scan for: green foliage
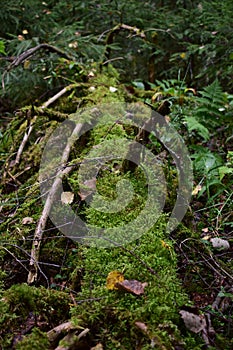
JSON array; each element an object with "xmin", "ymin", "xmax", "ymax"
[
  {"xmin": 191, "ymin": 146, "xmax": 224, "ymax": 199},
  {"xmin": 183, "ymin": 116, "xmax": 209, "ymax": 141},
  {"xmin": 169, "ymin": 1, "xmax": 233, "ymax": 88},
  {"xmin": 194, "ymin": 79, "xmax": 228, "ymax": 127},
  {"xmin": 174, "ymin": 79, "xmax": 231, "ymax": 142},
  {"xmin": 1, "ymin": 0, "xmax": 233, "ymax": 110},
  {"xmin": 151, "ymin": 77, "xmax": 232, "ymax": 235},
  {"xmin": 0, "ymin": 40, "xmax": 6, "ymax": 55}
]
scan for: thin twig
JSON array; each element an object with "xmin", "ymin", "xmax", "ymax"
[
  {"xmin": 1, "ymin": 243, "xmax": 49, "ymax": 286},
  {"xmin": 15, "ymin": 121, "xmax": 35, "ymax": 164},
  {"xmin": 41, "ymin": 84, "xmax": 77, "ymax": 109}
]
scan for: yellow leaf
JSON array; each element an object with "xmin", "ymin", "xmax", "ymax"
[
  {"xmin": 24, "ymin": 60, "xmax": 31, "ymax": 69},
  {"xmin": 161, "ymin": 240, "xmax": 171, "ymax": 250},
  {"xmin": 192, "ymin": 184, "xmax": 202, "ymax": 196},
  {"xmin": 106, "ymin": 270, "xmax": 124, "ymax": 290},
  {"xmin": 151, "ymin": 92, "xmax": 163, "ymax": 103},
  {"xmin": 185, "ymin": 88, "xmax": 196, "ymax": 95},
  {"xmin": 180, "ymin": 52, "xmax": 186, "ymax": 59}
]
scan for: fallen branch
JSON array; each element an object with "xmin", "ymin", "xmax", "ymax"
[
  {"xmin": 54, "ymin": 328, "xmax": 90, "ymax": 350},
  {"xmin": 47, "ymin": 321, "xmax": 90, "ymax": 349},
  {"xmin": 47, "ymin": 321, "xmax": 75, "ymax": 343},
  {"xmin": 41, "ymin": 83, "xmax": 77, "ymax": 109},
  {"xmin": 14, "ymin": 121, "xmax": 35, "ymax": 165},
  {"xmin": 33, "ymin": 106, "xmax": 69, "ymax": 122},
  {"xmin": 27, "ymin": 121, "xmax": 83, "ymax": 284},
  {"xmin": 11, "ymin": 83, "xmax": 79, "ymax": 167}
]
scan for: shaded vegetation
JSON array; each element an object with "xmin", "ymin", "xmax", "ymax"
[{"xmin": 0, "ymin": 1, "xmax": 232, "ymax": 349}]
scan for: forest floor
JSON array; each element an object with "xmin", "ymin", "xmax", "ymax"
[{"xmin": 0, "ymin": 67, "xmax": 232, "ymax": 350}]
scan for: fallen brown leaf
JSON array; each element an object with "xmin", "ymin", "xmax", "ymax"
[{"xmin": 115, "ymin": 279, "xmax": 148, "ymax": 295}]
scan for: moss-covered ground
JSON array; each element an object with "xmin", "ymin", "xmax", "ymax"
[{"xmin": 0, "ymin": 67, "xmax": 232, "ymax": 350}]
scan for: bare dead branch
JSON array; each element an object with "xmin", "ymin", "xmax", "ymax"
[
  {"xmin": 27, "ymin": 121, "xmax": 83, "ymax": 284},
  {"xmin": 41, "ymin": 84, "xmax": 77, "ymax": 109},
  {"xmin": 15, "ymin": 121, "xmax": 34, "ymax": 165},
  {"xmin": 10, "ymin": 44, "xmax": 72, "ymax": 68}
]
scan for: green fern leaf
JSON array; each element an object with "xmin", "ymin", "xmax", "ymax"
[{"xmin": 184, "ymin": 116, "xmax": 209, "ymax": 141}]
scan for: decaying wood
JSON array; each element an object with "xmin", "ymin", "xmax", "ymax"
[
  {"xmin": 54, "ymin": 328, "xmax": 90, "ymax": 350},
  {"xmin": 47, "ymin": 321, "xmax": 90, "ymax": 349},
  {"xmin": 47, "ymin": 321, "xmax": 75, "ymax": 343}
]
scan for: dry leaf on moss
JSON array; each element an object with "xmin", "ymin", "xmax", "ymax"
[
  {"xmin": 115, "ymin": 279, "xmax": 148, "ymax": 295},
  {"xmin": 106, "ymin": 270, "xmax": 124, "ymax": 290},
  {"xmin": 135, "ymin": 321, "xmax": 148, "ymax": 334},
  {"xmin": 106, "ymin": 272, "xmax": 147, "ymax": 295},
  {"xmin": 78, "ymin": 178, "xmax": 96, "ymax": 201},
  {"xmin": 179, "ymin": 310, "xmax": 206, "ymax": 333}
]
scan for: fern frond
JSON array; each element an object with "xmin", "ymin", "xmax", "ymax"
[
  {"xmin": 194, "ymin": 79, "xmax": 228, "ymax": 128},
  {"xmin": 184, "ymin": 116, "xmax": 209, "ymax": 141}
]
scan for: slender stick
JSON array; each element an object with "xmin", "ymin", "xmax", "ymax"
[{"xmin": 27, "ymin": 122, "xmax": 83, "ymax": 283}]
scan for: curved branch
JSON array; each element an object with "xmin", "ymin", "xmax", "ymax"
[
  {"xmin": 103, "ymin": 23, "xmax": 147, "ymax": 64},
  {"xmin": 2, "ymin": 44, "xmax": 73, "ymax": 89}
]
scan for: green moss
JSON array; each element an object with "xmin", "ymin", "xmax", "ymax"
[
  {"xmin": 69, "ymin": 218, "xmax": 201, "ymax": 349},
  {"xmin": 0, "ymin": 284, "xmax": 71, "ymax": 348},
  {"xmin": 15, "ymin": 328, "xmax": 49, "ymax": 350}
]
